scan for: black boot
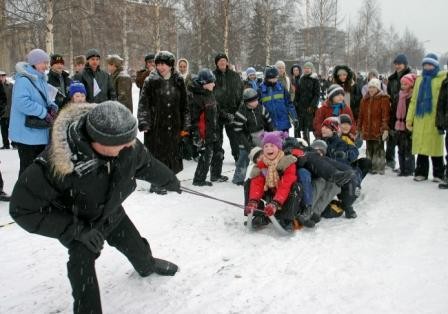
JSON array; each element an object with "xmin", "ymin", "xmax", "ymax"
[
  {"xmin": 192, "ymin": 180, "xmax": 213, "ymax": 187},
  {"xmin": 329, "ymin": 170, "xmax": 354, "ymax": 187},
  {"xmin": 0, "ymin": 191, "xmax": 10, "ymax": 202},
  {"xmin": 344, "ymin": 206, "xmax": 357, "ymax": 219},
  {"xmin": 298, "ymin": 205, "xmax": 315, "ymax": 228},
  {"xmin": 153, "ymin": 258, "xmax": 178, "ymax": 276},
  {"xmin": 439, "ymin": 181, "xmax": 448, "ymax": 189},
  {"xmin": 211, "ymin": 175, "xmax": 229, "ymax": 182},
  {"xmin": 149, "ymin": 185, "xmax": 167, "ymax": 195}
]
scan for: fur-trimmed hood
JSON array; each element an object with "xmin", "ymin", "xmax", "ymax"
[
  {"xmin": 249, "ymin": 154, "xmax": 297, "ymax": 179},
  {"xmin": 333, "ymin": 65, "xmax": 354, "ymax": 86},
  {"xmin": 49, "ymin": 103, "xmax": 97, "ymax": 177},
  {"xmin": 15, "ymin": 61, "xmax": 47, "ymax": 82}
]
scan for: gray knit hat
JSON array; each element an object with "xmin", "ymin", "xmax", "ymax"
[
  {"xmin": 86, "ymin": 48, "xmax": 101, "ymax": 60},
  {"xmin": 86, "ymin": 101, "xmax": 137, "ymax": 146},
  {"xmin": 27, "ymin": 48, "xmax": 50, "ymax": 66},
  {"xmin": 311, "ymin": 139, "xmax": 328, "ymax": 155}
]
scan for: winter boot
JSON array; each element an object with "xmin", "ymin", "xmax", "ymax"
[
  {"xmin": 321, "ymin": 200, "xmax": 344, "ymax": 218},
  {"xmin": 0, "ymin": 191, "xmax": 10, "ymax": 202},
  {"xmin": 344, "ymin": 206, "xmax": 357, "ymax": 219},
  {"xmin": 251, "ymin": 215, "xmax": 269, "ymax": 228},
  {"xmin": 329, "ymin": 170, "xmax": 354, "ymax": 187},
  {"xmin": 149, "ymin": 185, "xmax": 167, "ymax": 195},
  {"xmin": 153, "ymin": 258, "xmax": 179, "ymax": 276},
  {"xmin": 192, "ymin": 180, "xmax": 213, "ymax": 187},
  {"xmin": 298, "ymin": 205, "xmax": 315, "ymax": 228},
  {"xmin": 211, "ymin": 175, "xmax": 229, "ymax": 182},
  {"xmin": 439, "ymin": 181, "xmax": 448, "ymax": 189}
]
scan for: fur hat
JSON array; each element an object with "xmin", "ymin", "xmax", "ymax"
[
  {"xmin": 86, "ymin": 101, "xmax": 138, "ymax": 146},
  {"xmin": 422, "ymin": 53, "xmax": 439, "ymax": 67},
  {"xmin": 400, "ymin": 73, "xmax": 417, "ymax": 87},
  {"xmin": 327, "ymin": 84, "xmax": 345, "ymax": 100},
  {"xmin": 260, "ymin": 131, "xmax": 288, "ymax": 149},
  {"xmin": 69, "ymin": 81, "xmax": 86, "ymax": 98},
  {"xmin": 73, "ymin": 55, "xmax": 86, "ymax": 65},
  {"xmin": 339, "ymin": 113, "xmax": 352, "ymax": 125},
  {"xmin": 196, "ymin": 68, "xmax": 216, "ymax": 85},
  {"xmin": 321, "ymin": 117, "xmax": 340, "ymax": 134},
  {"xmin": 264, "ymin": 66, "xmax": 279, "ymax": 79},
  {"xmin": 86, "ymin": 48, "xmax": 101, "ymax": 60},
  {"xmin": 106, "ymin": 54, "xmax": 124, "ymax": 68},
  {"xmin": 368, "ymin": 78, "xmax": 381, "ymax": 91},
  {"xmin": 144, "ymin": 53, "xmax": 155, "ymax": 62},
  {"xmin": 393, "ymin": 54, "xmax": 408, "ymax": 66},
  {"xmin": 214, "ymin": 53, "xmax": 228, "ymax": 65},
  {"xmin": 311, "ymin": 139, "xmax": 328, "ymax": 155},
  {"xmin": 50, "ymin": 54, "xmax": 64, "ymax": 66},
  {"xmin": 27, "ymin": 49, "xmax": 49, "ymax": 66}
]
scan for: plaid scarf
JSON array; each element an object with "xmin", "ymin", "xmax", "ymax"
[{"xmin": 262, "ymin": 151, "xmax": 285, "ymax": 191}]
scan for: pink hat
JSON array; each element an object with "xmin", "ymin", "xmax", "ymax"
[
  {"xmin": 261, "ymin": 131, "xmax": 288, "ymax": 149},
  {"xmin": 400, "ymin": 73, "xmax": 417, "ymax": 87}
]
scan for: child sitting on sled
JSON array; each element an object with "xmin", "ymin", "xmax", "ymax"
[{"xmin": 244, "ymin": 131, "xmax": 300, "ymax": 231}]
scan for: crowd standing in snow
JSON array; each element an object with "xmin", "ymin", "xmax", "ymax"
[{"xmin": 1, "ymin": 46, "xmax": 448, "ymax": 312}]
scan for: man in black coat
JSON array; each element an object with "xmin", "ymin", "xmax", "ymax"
[
  {"xmin": 436, "ymin": 70, "xmax": 448, "ymax": 189},
  {"xmin": 294, "ymin": 62, "xmax": 320, "ymax": 144},
  {"xmin": 213, "ymin": 53, "xmax": 244, "ymax": 170},
  {"xmin": 10, "ymin": 101, "xmax": 180, "ymax": 314},
  {"xmin": 74, "ymin": 48, "xmax": 116, "ymax": 103},
  {"xmin": 386, "ymin": 54, "xmax": 412, "ymax": 170},
  {"xmin": 47, "ymin": 54, "xmax": 72, "ymax": 109}
]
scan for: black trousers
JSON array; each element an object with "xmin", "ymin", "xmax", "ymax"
[
  {"xmin": 385, "ymin": 130, "xmax": 397, "ymax": 164},
  {"xmin": 445, "ymin": 135, "xmax": 448, "ymax": 177},
  {"xmin": 16, "ymin": 143, "xmax": 46, "ymax": 176},
  {"xmin": 396, "ymin": 130, "xmax": 415, "ymax": 175},
  {"xmin": 0, "ymin": 169, "xmax": 3, "ymax": 191},
  {"xmin": 0, "ymin": 118, "xmax": 9, "ymax": 148},
  {"xmin": 219, "ymin": 121, "xmax": 239, "ymax": 162},
  {"xmin": 193, "ymin": 141, "xmax": 223, "ymax": 182},
  {"xmin": 415, "ymin": 154, "xmax": 445, "ymax": 179},
  {"xmin": 67, "ymin": 214, "xmax": 155, "ymax": 314},
  {"xmin": 294, "ymin": 109, "xmax": 313, "ymax": 145}
]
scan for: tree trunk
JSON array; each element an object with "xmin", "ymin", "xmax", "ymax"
[
  {"xmin": 155, "ymin": 3, "xmax": 161, "ymax": 51},
  {"xmin": 223, "ymin": 0, "xmax": 230, "ymax": 56},
  {"xmin": 122, "ymin": 2, "xmax": 129, "ymax": 70},
  {"xmin": 68, "ymin": 1, "xmax": 73, "ymax": 74},
  {"xmin": 45, "ymin": 0, "xmax": 54, "ymax": 53},
  {"xmin": 264, "ymin": 0, "xmax": 271, "ymax": 65}
]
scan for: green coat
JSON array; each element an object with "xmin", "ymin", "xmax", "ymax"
[{"xmin": 406, "ymin": 70, "xmax": 446, "ymax": 156}]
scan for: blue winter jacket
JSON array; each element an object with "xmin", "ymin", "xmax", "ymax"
[
  {"xmin": 9, "ymin": 62, "xmax": 56, "ymax": 145},
  {"xmin": 324, "ymin": 134, "xmax": 359, "ymax": 166},
  {"xmin": 259, "ymin": 81, "xmax": 297, "ymax": 131}
]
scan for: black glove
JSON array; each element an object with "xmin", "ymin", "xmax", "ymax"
[
  {"xmin": 292, "ymin": 119, "xmax": 300, "ymax": 129},
  {"xmin": 334, "ymin": 151, "xmax": 347, "ymax": 160},
  {"xmin": 75, "ymin": 228, "xmax": 104, "ymax": 253},
  {"xmin": 224, "ymin": 113, "xmax": 235, "ymax": 124},
  {"xmin": 163, "ymin": 176, "xmax": 182, "ymax": 194}
]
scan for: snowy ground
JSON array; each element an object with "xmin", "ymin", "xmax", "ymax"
[{"xmin": 1, "ymin": 87, "xmax": 448, "ymax": 314}]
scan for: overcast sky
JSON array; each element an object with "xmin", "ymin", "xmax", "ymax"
[{"xmin": 339, "ymin": 0, "xmax": 448, "ymax": 55}]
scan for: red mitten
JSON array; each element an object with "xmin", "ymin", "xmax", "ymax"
[
  {"xmin": 245, "ymin": 200, "xmax": 258, "ymax": 215},
  {"xmin": 264, "ymin": 201, "xmax": 280, "ymax": 216}
]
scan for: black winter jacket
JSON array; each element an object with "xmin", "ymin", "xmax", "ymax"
[
  {"xmin": 188, "ymin": 80, "xmax": 219, "ymax": 145},
  {"xmin": 73, "ymin": 64, "xmax": 116, "ymax": 103},
  {"xmin": 9, "ymin": 104, "xmax": 179, "ymax": 247},
  {"xmin": 387, "ymin": 67, "xmax": 412, "ymax": 128},
  {"xmin": 436, "ymin": 74, "xmax": 448, "ymax": 130},
  {"xmin": 233, "ymin": 103, "xmax": 273, "ymax": 150},
  {"xmin": 47, "ymin": 70, "xmax": 72, "ymax": 109},
  {"xmin": 333, "ymin": 65, "xmax": 362, "ymax": 120},
  {"xmin": 213, "ymin": 67, "xmax": 244, "ymax": 119},
  {"xmin": 295, "ymin": 73, "xmax": 320, "ymax": 112}
]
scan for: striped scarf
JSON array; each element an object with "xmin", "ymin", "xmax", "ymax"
[{"xmin": 262, "ymin": 150, "xmax": 285, "ymax": 191}]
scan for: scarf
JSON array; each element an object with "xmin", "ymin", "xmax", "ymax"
[
  {"xmin": 331, "ymin": 102, "xmax": 345, "ymax": 116},
  {"xmin": 416, "ymin": 66, "xmax": 439, "ymax": 117},
  {"xmin": 395, "ymin": 89, "xmax": 412, "ymax": 131},
  {"xmin": 262, "ymin": 150, "xmax": 285, "ymax": 191}
]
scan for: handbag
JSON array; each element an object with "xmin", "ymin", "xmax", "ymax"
[{"xmin": 23, "ymin": 77, "xmax": 51, "ymax": 129}]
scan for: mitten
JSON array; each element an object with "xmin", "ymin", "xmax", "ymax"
[
  {"xmin": 245, "ymin": 200, "xmax": 258, "ymax": 215},
  {"xmin": 264, "ymin": 201, "xmax": 280, "ymax": 216},
  {"xmin": 75, "ymin": 228, "xmax": 104, "ymax": 253}
]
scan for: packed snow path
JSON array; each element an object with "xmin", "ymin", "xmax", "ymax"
[{"xmin": 1, "ymin": 145, "xmax": 448, "ymax": 314}]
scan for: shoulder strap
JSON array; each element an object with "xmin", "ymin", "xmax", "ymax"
[{"xmin": 23, "ymin": 76, "xmax": 48, "ymax": 105}]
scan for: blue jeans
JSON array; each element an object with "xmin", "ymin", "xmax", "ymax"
[
  {"xmin": 232, "ymin": 148, "xmax": 249, "ymax": 184},
  {"xmin": 298, "ymin": 168, "xmax": 313, "ymax": 207}
]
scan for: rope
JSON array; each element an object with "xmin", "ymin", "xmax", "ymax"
[{"xmin": 180, "ymin": 186, "xmax": 245, "ymax": 209}]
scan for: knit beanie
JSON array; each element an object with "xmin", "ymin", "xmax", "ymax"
[
  {"xmin": 264, "ymin": 66, "xmax": 279, "ymax": 79},
  {"xmin": 243, "ymin": 88, "xmax": 258, "ymax": 103},
  {"xmin": 311, "ymin": 139, "xmax": 328, "ymax": 155},
  {"xmin": 368, "ymin": 78, "xmax": 381, "ymax": 91},
  {"xmin": 246, "ymin": 67, "xmax": 256, "ymax": 76},
  {"xmin": 261, "ymin": 131, "xmax": 288, "ymax": 149},
  {"xmin": 339, "ymin": 113, "xmax": 352, "ymax": 125},
  {"xmin": 422, "ymin": 53, "xmax": 439, "ymax": 67},
  {"xmin": 393, "ymin": 54, "xmax": 408, "ymax": 66},
  {"xmin": 86, "ymin": 101, "xmax": 138, "ymax": 146},
  {"xmin": 214, "ymin": 53, "xmax": 228, "ymax": 65},
  {"xmin": 321, "ymin": 117, "xmax": 340, "ymax": 134},
  {"xmin": 27, "ymin": 49, "xmax": 50, "ymax": 66},
  {"xmin": 248, "ymin": 146, "xmax": 263, "ymax": 163},
  {"xmin": 196, "ymin": 68, "xmax": 216, "ymax": 85},
  {"xmin": 303, "ymin": 61, "xmax": 314, "ymax": 70},
  {"xmin": 400, "ymin": 73, "xmax": 417, "ymax": 87},
  {"xmin": 86, "ymin": 48, "xmax": 101, "ymax": 60},
  {"xmin": 50, "ymin": 54, "xmax": 64, "ymax": 66},
  {"xmin": 327, "ymin": 84, "xmax": 345, "ymax": 100},
  {"xmin": 69, "ymin": 81, "xmax": 87, "ymax": 98}
]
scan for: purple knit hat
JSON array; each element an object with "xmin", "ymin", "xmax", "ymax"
[{"xmin": 261, "ymin": 131, "xmax": 288, "ymax": 149}]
